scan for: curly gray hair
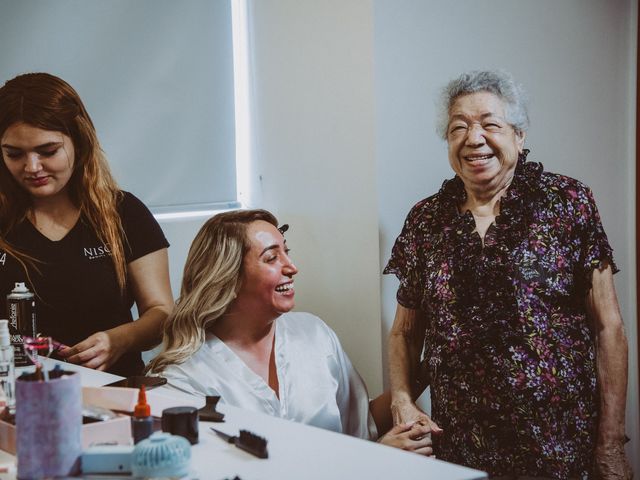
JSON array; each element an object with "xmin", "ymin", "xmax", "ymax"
[{"xmin": 436, "ymin": 70, "xmax": 529, "ymax": 140}]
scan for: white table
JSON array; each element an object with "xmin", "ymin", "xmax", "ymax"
[
  {"xmin": 1, "ymin": 359, "xmax": 487, "ymax": 480},
  {"xmin": 195, "ymin": 404, "xmax": 486, "ymax": 480}
]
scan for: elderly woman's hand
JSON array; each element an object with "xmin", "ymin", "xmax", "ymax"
[
  {"xmin": 594, "ymin": 439, "xmax": 632, "ymax": 479},
  {"xmin": 378, "ymin": 422, "xmax": 436, "ymax": 456},
  {"xmin": 390, "ymin": 398, "xmax": 442, "ymax": 432}
]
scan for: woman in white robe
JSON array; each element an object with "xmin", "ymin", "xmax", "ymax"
[{"xmin": 148, "ymin": 209, "xmax": 432, "ymax": 454}]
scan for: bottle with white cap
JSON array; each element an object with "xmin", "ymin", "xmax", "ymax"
[{"xmin": 0, "ymin": 319, "xmax": 15, "ymax": 415}]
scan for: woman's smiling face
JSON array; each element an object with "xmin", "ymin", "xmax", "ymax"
[
  {"xmin": 235, "ymin": 220, "xmax": 299, "ymax": 320},
  {"xmin": 446, "ymin": 91, "xmax": 525, "ymax": 195}
]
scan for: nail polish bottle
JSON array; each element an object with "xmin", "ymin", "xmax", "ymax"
[{"xmin": 132, "ymin": 385, "xmax": 154, "ymax": 444}]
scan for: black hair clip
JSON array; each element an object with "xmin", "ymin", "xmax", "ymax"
[{"xmin": 278, "ymin": 224, "xmax": 289, "ymax": 235}]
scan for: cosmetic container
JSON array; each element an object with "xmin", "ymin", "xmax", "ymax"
[
  {"xmin": 16, "ymin": 370, "xmax": 82, "ymax": 478},
  {"xmin": 0, "ymin": 319, "xmax": 15, "ymax": 414},
  {"xmin": 132, "ymin": 385, "xmax": 154, "ymax": 444},
  {"xmin": 162, "ymin": 406, "xmax": 199, "ymax": 444},
  {"xmin": 132, "ymin": 432, "xmax": 191, "ymax": 479}
]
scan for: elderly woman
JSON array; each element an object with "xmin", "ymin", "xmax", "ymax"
[
  {"xmin": 385, "ymin": 70, "xmax": 630, "ymax": 478},
  {"xmin": 148, "ymin": 209, "xmax": 432, "ymax": 453}
]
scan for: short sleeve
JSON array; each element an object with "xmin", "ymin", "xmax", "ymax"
[
  {"xmin": 383, "ymin": 203, "xmax": 425, "ymax": 309},
  {"xmin": 118, "ymin": 191, "xmax": 170, "ymax": 262},
  {"xmin": 574, "ymin": 185, "xmax": 618, "ymax": 294}
]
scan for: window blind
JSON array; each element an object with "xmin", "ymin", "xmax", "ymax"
[{"xmin": 0, "ymin": 0, "xmax": 237, "ymax": 210}]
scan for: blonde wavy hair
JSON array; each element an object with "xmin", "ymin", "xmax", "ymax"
[
  {"xmin": 147, "ymin": 209, "xmax": 278, "ymax": 373},
  {"xmin": 0, "ymin": 73, "xmax": 127, "ymax": 292}
]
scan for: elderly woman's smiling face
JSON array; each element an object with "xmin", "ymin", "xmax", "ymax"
[{"xmin": 447, "ymin": 91, "xmax": 525, "ymax": 197}]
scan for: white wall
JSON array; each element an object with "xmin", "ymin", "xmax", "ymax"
[
  {"xmin": 374, "ymin": 0, "xmax": 638, "ymax": 472},
  {"xmin": 243, "ymin": 0, "xmax": 383, "ymax": 393}
]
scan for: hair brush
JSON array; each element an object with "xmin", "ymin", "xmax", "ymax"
[{"xmin": 210, "ymin": 427, "xmax": 268, "ymax": 459}]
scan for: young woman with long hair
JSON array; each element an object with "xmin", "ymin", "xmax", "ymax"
[
  {"xmin": 0, "ymin": 72, "xmax": 173, "ymax": 376},
  {"xmin": 148, "ymin": 209, "xmax": 433, "ymax": 453}
]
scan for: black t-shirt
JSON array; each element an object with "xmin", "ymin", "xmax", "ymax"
[{"xmin": 0, "ymin": 191, "xmax": 169, "ymax": 376}]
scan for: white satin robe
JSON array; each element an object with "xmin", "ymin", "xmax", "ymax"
[{"xmin": 162, "ymin": 312, "xmax": 377, "ymax": 440}]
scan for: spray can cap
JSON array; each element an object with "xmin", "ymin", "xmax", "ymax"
[
  {"xmin": 0, "ymin": 319, "xmax": 10, "ymax": 347},
  {"xmin": 12, "ymin": 282, "xmax": 29, "ymax": 293}
]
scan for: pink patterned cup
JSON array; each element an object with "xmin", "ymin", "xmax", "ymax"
[{"xmin": 15, "ymin": 371, "xmax": 81, "ymax": 478}]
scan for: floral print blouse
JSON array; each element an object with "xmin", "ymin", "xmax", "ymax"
[{"xmin": 384, "ymin": 151, "xmax": 616, "ymax": 479}]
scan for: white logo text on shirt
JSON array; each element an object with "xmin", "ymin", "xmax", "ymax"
[{"xmin": 83, "ymin": 245, "xmax": 111, "ymax": 260}]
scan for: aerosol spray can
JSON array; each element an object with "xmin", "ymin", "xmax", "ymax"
[
  {"xmin": 6, "ymin": 282, "xmax": 36, "ymax": 367},
  {"xmin": 0, "ymin": 319, "xmax": 15, "ymax": 414}
]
